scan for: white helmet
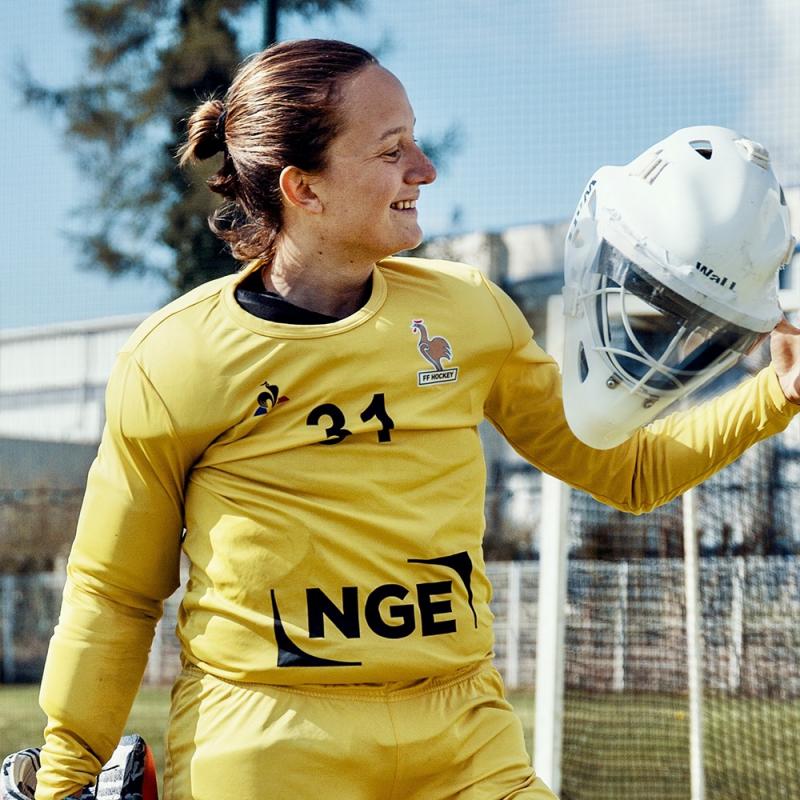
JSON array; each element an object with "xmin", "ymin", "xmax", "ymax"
[{"xmin": 562, "ymin": 126, "xmax": 795, "ymax": 449}]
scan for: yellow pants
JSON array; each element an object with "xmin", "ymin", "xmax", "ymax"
[{"xmin": 164, "ymin": 661, "xmax": 557, "ymax": 800}]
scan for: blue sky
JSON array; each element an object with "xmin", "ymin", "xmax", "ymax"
[{"xmin": 2, "ymin": 0, "xmax": 798, "ymax": 329}]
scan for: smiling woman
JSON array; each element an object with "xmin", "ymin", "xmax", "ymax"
[
  {"xmin": 29, "ymin": 36, "xmax": 800, "ymax": 800},
  {"xmin": 33, "ymin": 38, "xmax": 557, "ymax": 800},
  {"xmin": 178, "ymin": 39, "xmax": 436, "ymax": 319},
  {"xmin": 296, "ymin": 64, "xmax": 436, "ymax": 282}
]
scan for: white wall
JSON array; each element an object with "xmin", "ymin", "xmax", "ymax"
[{"xmin": 0, "ymin": 315, "xmax": 145, "ymax": 443}]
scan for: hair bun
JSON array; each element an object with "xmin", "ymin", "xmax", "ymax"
[{"xmin": 178, "ymin": 99, "xmax": 226, "ymax": 165}]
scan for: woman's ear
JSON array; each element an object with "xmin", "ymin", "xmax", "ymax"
[{"xmin": 279, "ymin": 166, "xmax": 323, "ymax": 214}]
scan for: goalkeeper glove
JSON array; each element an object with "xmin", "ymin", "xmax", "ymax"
[{"xmin": 0, "ymin": 734, "xmax": 157, "ymax": 800}]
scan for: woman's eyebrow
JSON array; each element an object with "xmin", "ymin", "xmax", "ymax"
[
  {"xmin": 379, "ymin": 126, "xmax": 407, "ymax": 141},
  {"xmin": 379, "ymin": 119, "xmax": 416, "ymax": 141}
]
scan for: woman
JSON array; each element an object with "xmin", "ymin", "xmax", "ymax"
[{"xmin": 34, "ymin": 39, "xmax": 800, "ymax": 800}]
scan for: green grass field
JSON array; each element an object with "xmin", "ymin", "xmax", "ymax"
[{"xmin": 1, "ymin": 685, "xmax": 797, "ymax": 799}]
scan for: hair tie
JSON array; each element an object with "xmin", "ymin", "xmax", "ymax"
[{"xmin": 215, "ymin": 109, "xmax": 228, "ymax": 146}]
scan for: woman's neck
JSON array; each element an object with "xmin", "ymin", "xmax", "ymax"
[{"xmin": 265, "ymin": 238, "xmax": 375, "ymax": 319}]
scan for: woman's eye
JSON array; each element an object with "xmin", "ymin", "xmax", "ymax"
[{"xmin": 384, "ymin": 148, "xmax": 401, "ymax": 159}]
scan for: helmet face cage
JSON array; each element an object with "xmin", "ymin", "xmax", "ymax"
[
  {"xmin": 580, "ymin": 239, "xmax": 765, "ymax": 399},
  {"xmin": 561, "ymin": 126, "xmax": 791, "ymax": 448}
]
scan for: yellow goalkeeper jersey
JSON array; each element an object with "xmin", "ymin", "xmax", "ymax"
[{"xmin": 36, "ymin": 256, "xmax": 799, "ymax": 798}]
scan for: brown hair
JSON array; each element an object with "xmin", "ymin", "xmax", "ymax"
[{"xmin": 178, "ymin": 39, "xmax": 378, "ymax": 263}]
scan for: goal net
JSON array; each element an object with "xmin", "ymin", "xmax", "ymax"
[{"xmin": 557, "ymin": 396, "xmax": 800, "ymax": 800}]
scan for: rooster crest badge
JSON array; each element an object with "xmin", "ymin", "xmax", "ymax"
[{"xmin": 411, "ymin": 319, "xmax": 459, "ymax": 386}]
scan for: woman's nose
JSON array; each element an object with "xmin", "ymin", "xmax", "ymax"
[{"xmin": 409, "ymin": 145, "xmax": 437, "ymax": 185}]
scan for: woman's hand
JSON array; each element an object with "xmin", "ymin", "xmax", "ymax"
[{"xmin": 770, "ymin": 317, "xmax": 800, "ymax": 405}]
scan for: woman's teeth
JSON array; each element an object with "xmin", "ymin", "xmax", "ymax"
[{"xmin": 391, "ymin": 200, "xmax": 416, "ymax": 210}]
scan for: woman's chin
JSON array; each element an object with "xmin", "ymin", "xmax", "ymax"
[{"xmin": 397, "ymin": 228, "xmax": 424, "ymax": 253}]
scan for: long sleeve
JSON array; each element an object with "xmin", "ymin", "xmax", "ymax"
[
  {"xmin": 35, "ymin": 353, "xmax": 196, "ymax": 800},
  {"xmin": 483, "ymin": 280, "xmax": 800, "ymax": 514}
]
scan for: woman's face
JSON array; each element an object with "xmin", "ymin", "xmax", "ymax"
[{"xmin": 309, "ymin": 64, "xmax": 437, "ymax": 264}]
